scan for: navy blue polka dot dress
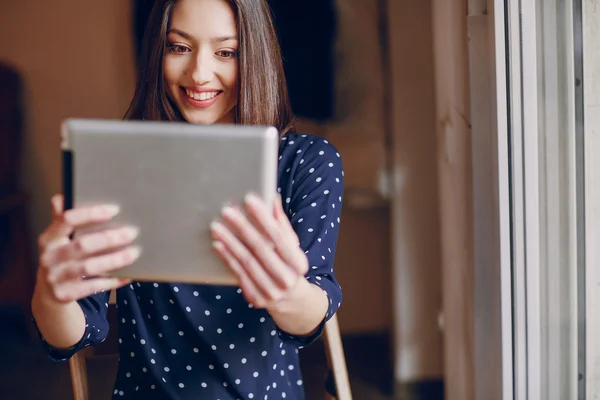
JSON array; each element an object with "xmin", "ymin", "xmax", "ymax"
[{"xmin": 36, "ymin": 132, "xmax": 344, "ymax": 400}]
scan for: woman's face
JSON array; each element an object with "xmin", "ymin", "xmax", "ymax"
[{"xmin": 163, "ymin": 0, "xmax": 239, "ymax": 125}]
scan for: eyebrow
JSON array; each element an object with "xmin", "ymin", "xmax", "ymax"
[{"xmin": 167, "ymin": 28, "xmax": 237, "ymax": 43}]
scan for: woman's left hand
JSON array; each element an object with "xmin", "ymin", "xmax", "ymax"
[{"xmin": 210, "ymin": 193, "xmax": 308, "ymax": 309}]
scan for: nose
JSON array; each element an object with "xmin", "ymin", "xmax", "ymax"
[{"xmin": 190, "ymin": 49, "xmax": 215, "ymax": 85}]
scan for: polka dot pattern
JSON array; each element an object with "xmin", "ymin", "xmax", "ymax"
[{"xmin": 34, "ymin": 133, "xmax": 344, "ymax": 399}]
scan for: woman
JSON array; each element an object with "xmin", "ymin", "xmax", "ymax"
[{"xmin": 31, "ymin": 0, "xmax": 344, "ymax": 399}]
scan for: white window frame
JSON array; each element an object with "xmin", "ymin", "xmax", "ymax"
[
  {"xmin": 439, "ymin": 0, "xmax": 588, "ymax": 398},
  {"xmin": 582, "ymin": 0, "xmax": 600, "ymax": 397},
  {"xmin": 502, "ymin": 0, "xmax": 582, "ymax": 398},
  {"xmin": 475, "ymin": 0, "xmax": 584, "ymax": 398}
]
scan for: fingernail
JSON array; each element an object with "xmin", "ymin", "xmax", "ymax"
[
  {"xmin": 244, "ymin": 193, "xmax": 260, "ymax": 205},
  {"xmin": 221, "ymin": 206, "xmax": 235, "ymax": 217},
  {"xmin": 116, "ymin": 278, "xmax": 131, "ymax": 287},
  {"xmin": 210, "ymin": 221, "xmax": 222, "ymax": 232},
  {"xmin": 51, "ymin": 194, "xmax": 61, "ymax": 206},
  {"xmin": 124, "ymin": 226, "xmax": 140, "ymax": 240},
  {"xmin": 105, "ymin": 204, "xmax": 120, "ymax": 216},
  {"xmin": 212, "ymin": 240, "xmax": 223, "ymax": 250},
  {"xmin": 129, "ymin": 246, "xmax": 142, "ymax": 260}
]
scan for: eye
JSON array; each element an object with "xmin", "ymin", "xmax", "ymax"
[
  {"xmin": 216, "ymin": 50, "xmax": 238, "ymax": 59},
  {"xmin": 167, "ymin": 44, "xmax": 190, "ymax": 54}
]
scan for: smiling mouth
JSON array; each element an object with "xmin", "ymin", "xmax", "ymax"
[{"xmin": 183, "ymin": 88, "xmax": 222, "ymax": 101}]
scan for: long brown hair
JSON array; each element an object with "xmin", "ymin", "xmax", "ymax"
[{"xmin": 124, "ymin": 0, "xmax": 295, "ymax": 134}]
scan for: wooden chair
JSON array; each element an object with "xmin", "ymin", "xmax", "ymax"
[
  {"xmin": 322, "ymin": 313, "xmax": 353, "ymax": 400},
  {"xmin": 69, "ymin": 294, "xmax": 352, "ymax": 400}
]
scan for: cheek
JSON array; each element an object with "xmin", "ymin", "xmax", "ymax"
[{"xmin": 163, "ymin": 58, "xmax": 184, "ymax": 90}]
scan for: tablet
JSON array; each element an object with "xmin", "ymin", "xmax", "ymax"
[{"xmin": 61, "ymin": 118, "xmax": 279, "ymax": 286}]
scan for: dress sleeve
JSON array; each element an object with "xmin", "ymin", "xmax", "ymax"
[
  {"xmin": 278, "ymin": 138, "xmax": 344, "ymax": 346},
  {"xmin": 33, "ymin": 290, "xmax": 111, "ymax": 362}
]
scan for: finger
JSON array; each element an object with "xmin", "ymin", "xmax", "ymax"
[
  {"xmin": 212, "ymin": 240, "xmax": 267, "ymax": 308},
  {"xmin": 51, "ymin": 194, "xmax": 64, "ymax": 219},
  {"xmin": 38, "ymin": 196, "xmax": 72, "ymax": 251},
  {"xmin": 210, "ymin": 220, "xmax": 286, "ymax": 301},
  {"xmin": 243, "ymin": 193, "xmax": 281, "ymax": 243},
  {"xmin": 50, "ymin": 246, "xmax": 141, "ymax": 284},
  {"xmin": 39, "ymin": 203, "xmax": 120, "ymax": 251},
  {"xmin": 38, "ymin": 221, "xmax": 73, "ymax": 253},
  {"xmin": 273, "ymin": 194, "xmax": 301, "ymax": 245},
  {"xmin": 41, "ymin": 226, "xmax": 139, "ymax": 267},
  {"xmin": 51, "ymin": 277, "xmax": 131, "ymax": 304},
  {"xmin": 245, "ymin": 193, "xmax": 306, "ymax": 275},
  {"xmin": 218, "ymin": 207, "xmax": 298, "ymax": 290},
  {"xmin": 279, "ymin": 212, "xmax": 300, "ymax": 247},
  {"xmin": 276, "ymin": 200, "xmax": 309, "ymax": 274},
  {"xmin": 62, "ymin": 204, "xmax": 120, "ymax": 228}
]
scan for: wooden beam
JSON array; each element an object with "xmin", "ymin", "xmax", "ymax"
[
  {"xmin": 431, "ymin": 0, "xmax": 475, "ymax": 399},
  {"xmin": 386, "ymin": 0, "xmax": 444, "ymax": 385}
]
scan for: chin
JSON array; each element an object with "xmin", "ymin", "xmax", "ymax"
[
  {"xmin": 176, "ymin": 102, "xmax": 235, "ymax": 126},
  {"xmin": 176, "ymin": 104, "xmax": 227, "ymax": 124},
  {"xmin": 182, "ymin": 113, "xmax": 220, "ymax": 125}
]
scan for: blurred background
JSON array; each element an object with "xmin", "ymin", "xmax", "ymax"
[{"xmin": 1, "ymin": 0, "xmax": 597, "ymax": 399}]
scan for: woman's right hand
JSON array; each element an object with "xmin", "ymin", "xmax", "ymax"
[{"xmin": 35, "ymin": 194, "xmax": 140, "ymax": 304}]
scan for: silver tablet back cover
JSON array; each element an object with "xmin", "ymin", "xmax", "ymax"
[{"xmin": 61, "ymin": 118, "xmax": 279, "ymax": 286}]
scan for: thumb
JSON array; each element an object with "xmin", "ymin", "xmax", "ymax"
[
  {"xmin": 273, "ymin": 193, "xmax": 285, "ymax": 220},
  {"xmin": 38, "ymin": 195, "xmax": 72, "ymax": 252},
  {"xmin": 51, "ymin": 194, "xmax": 64, "ymax": 219},
  {"xmin": 273, "ymin": 194, "xmax": 300, "ymax": 244}
]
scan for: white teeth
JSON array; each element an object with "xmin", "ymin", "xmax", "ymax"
[{"xmin": 185, "ymin": 89, "xmax": 219, "ymax": 101}]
